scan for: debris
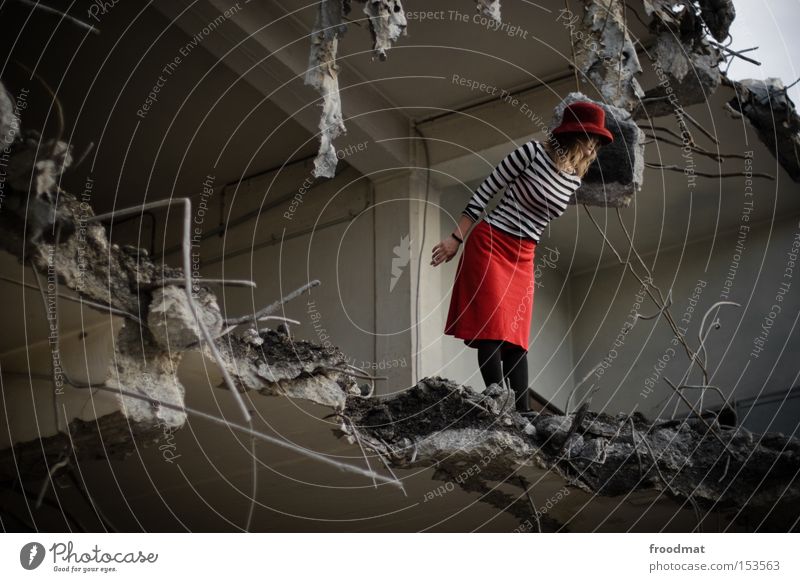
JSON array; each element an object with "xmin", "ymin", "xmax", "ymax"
[
  {"xmin": 215, "ymin": 329, "xmax": 357, "ymax": 408},
  {"xmin": 341, "ymin": 376, "xmax": 800, "ymax": 513},
  {"xmin": 304, "ymin": 0, "xmax": 348, "ymax": 178},
  {"xmin": 570, "ymin": 0, "xmax": 645, "ymax": 112},
  {"xmin": 638, "ymin": 23, "xmax": 724, "ymax": 119},
  {"xmin": 0, "ymin": 81, "xmax": 20, "ymax": 147},
  {"xmin": 362, "ymin": 0, "xmax": 408, "ymax": 61},
  {"xmin": 304, "ymin": 0, "xmax": 407, "ymax": 178},
  {"xmin": 723, "ymin": 76, "xmax": 800, "ymax": 182},
  {"xmin": 697, "ymin": 0, "xmax": 736, "ymax": 43},
  {"xmin": 474, "ymin": 0, "xmax": 501, "ymax": 22},
  {"xmin": 147, "ymin": 285, "xmax": 224, "ymax": 349},
  {"xmin": 550, "ymin": 93, "xmax": 646, "ymax": 207}
]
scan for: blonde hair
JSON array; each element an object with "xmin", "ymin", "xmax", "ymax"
[{"xmin": 542, "ymin": 133, "xmax": 600, "ymax": 179}]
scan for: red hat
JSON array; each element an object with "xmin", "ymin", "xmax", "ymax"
[{"xmin": 552, "ymin": 101, "xmax": 614, "ymax": 145}]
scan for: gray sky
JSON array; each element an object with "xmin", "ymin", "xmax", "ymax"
[{"xmin": 726, "ymin": 0, "xmax": 800, "ymax": 103}]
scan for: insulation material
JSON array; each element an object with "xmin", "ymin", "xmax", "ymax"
[
  {"xmin": 362, "ymin": 0, "xmax": 408, "ymax": 61},
  {"xmin": 474, "ymin": 0, "xmax": 501, "ymax": 22},
  {"xmin": 0, "ymin": 81, "xmax": 19, "ymax": 147},
  {"xmin": 725, "ymin": 77, "xmax": 800, "ymax": 182},
  {"xmin": 572, "ymin": 0, "xmax": 644, "ymax": 112},
  {"xmin": 304, "ymin": 1, "xmax": 408, "ymax": 178},
  {"xmin": 550, "ymin": 92, "xmax": 645, "ymax": 207},
  {"xmin": 304, "ymin": 0, "xmax": 348, "ymax": 179}
]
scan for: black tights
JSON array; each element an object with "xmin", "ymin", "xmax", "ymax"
[{"xmin": 474, "ymin": 339, "xmax": 529, "ymax": 411}]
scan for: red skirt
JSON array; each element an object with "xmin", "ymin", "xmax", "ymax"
[{"xmin": 444, "ymin": 219, "xmax": 537, "ymax": 351}]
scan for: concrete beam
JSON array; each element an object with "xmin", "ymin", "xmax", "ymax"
[{"xmin": 154, "ymin": 0, "xmax": 412, "ymax": 177}]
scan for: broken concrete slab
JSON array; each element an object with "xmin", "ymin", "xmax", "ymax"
[
  {"xmin": 567, "ymin": 0, "xmax": 645, "ymax": 112},
  {"xmin": 550, "ymin": 92, "xmax": 646, "ymax": 207},
  {"xmin": 0, "ymin": 81, "xmax": 19, "ymax": 148},
  {"xmin": 361, "ymin": 0, "xmax": 408, "ymax": 61},
  {"xmin": 106, "ymin": 323, "xmax": 187, "ymax": 428},
  {"xmin": 638, "ymin": 31, "xmax": 724, "ymax": 120},
  {"xmin": 214, "ymin": 328, "xmax": 360, "ymax": 408},
  {"xmin": 148, "ymin": 285, "xmax": 224, "ymax": 350},
  {"xmin": 341, "ymin": 376, "xmax": 800, "ymax": 515},
  {"xmin": 724, "ymin": 76, "xmax": 800, "ymax": 182}
]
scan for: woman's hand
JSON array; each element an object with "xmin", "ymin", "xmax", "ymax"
[{"xmin": 431, "ymin": 236, "xmax": 460, "ymax": 267}]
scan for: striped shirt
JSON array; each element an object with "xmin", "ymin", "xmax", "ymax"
[{"xmin": 462, "ymin": 140, "xmax": 581, "ymax": 242}]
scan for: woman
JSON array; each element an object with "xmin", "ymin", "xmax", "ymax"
[{"xmin": 430, "ymin": 101, "xmax": 614, "ymax": 414}]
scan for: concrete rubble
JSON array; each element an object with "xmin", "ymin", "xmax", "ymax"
[
  {"xmin": 214, "ymin": 328, "xmax": 360, "ymax": 408},
  {"xmin": 147, "ymin": 285, "xmax": 224, "ymax": 349},
  {"xmin": 550, "ymin": 92, "xmax": 646, "ymax": 207},
  {"xmin": 637, "ymin": 0, "xmax": 727, "ymax": 119},
  {"xmin": 340, "ymin": 376, "xmax": 800, "ymax": 521},
  {"xmin": 569, "ymin": 0, "xmax": 645, "ymax": 112},
  {"xmin": 723, "ymin": 77, "xmax": 800, "ymax": 182}
]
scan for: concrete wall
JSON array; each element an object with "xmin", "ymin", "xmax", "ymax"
[
  {"xmin": 569, "ymin": 213, "xmax": 800, "ymax": 428},
  {"xmin": 0, "ymin": 316, "xmax": 124, "ymax": 449},
  {"xmin": 148, "ymin": 158, "xmax": 440, "ymax": 393},
  {"xmin": 152, "ymin": 160, "xmax": 383, "ymax": 383}
]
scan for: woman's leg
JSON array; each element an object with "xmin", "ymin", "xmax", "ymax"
[
  {"xmin": 475, "ymin": 339, "xmax": 504, "ymax": 388},
  {"xmin": 500, "ymin": 342, "xmax": 530, "ymax": 411}
]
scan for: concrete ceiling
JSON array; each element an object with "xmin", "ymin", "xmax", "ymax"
[
  {"xmin": 0, "ymin": 0, "xmax": 318, "ymax": 214},
  {"xmin": 272, "ymin": 0, "xmax": 643, "ymax": 117}
]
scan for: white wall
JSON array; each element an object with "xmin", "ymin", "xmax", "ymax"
[
  {"xmin": 569, "ymin": 213, "xmax": 800, "ymax": 427},
  {"xmin": 156, "ymin": 162, "xmax": 381, "ymax": 378}
]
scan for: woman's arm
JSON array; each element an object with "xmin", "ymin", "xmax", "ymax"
[
  {"xmin": 432, "ymin": 141, "xmax": 536, "ymax": 268},
  {"xmin": 431, "ymin": 214, "xmax": 475, "ymax": 267},
  {"xmin": 453, "ymin": 213, "xmax": 475, "ymax": 241},
  {"xmin": 461, "ymin": 141, "xmax": 537, "ymax": 221}
]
